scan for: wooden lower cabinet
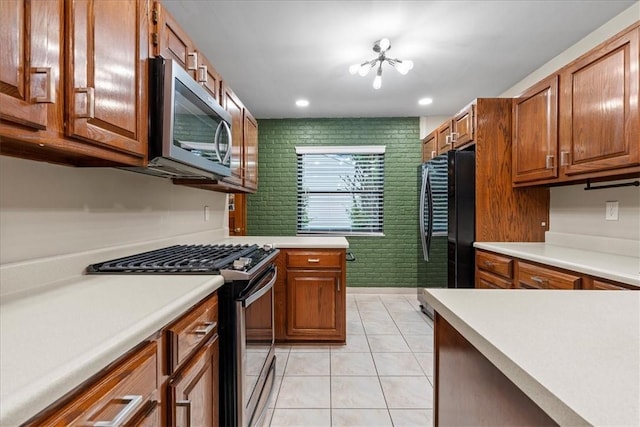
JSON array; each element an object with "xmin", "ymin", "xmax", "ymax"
[
  {"xmin": 167, "ymin": 334, "xmax": 219, "ymax": 427},
  {"xmin": 434, "ymin": 313, "xmax": 558, "ymax": 426},
  {"xmin": 275, "ymin": 249, "xmax": 346, "ymax": 342},
  {"xmin": 29, "ymin": 341, "xmax": 160, "ymax": 426}
]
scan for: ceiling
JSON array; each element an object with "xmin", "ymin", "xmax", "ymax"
[{"xmin": 162, "ymin": 1, "xmax": 636, "ymax": 119}]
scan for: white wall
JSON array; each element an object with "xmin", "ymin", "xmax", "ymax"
[
  {"xmin": 501, "ymin": 2, "xmax": 640, "ymax": 242},
  {"xmin": 0, "ymin": 156, "xmax": 228, "ymax": 264},
  {"xmin": 419, "ymin": 116, "xmax": 449, "ymax": 139}
]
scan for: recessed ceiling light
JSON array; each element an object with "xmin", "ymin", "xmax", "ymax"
[
  {"xmin": 418, "ymin": 97, "xmax": 433, "ymax": 106},
  {"xmin": 296, "ymin": 99, "xmax": 309, "ymax": 107}
]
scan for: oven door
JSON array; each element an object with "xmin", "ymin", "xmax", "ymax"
[{"xmin": 236, "ymin": 265, "xmax": 276, "ymax": 427}]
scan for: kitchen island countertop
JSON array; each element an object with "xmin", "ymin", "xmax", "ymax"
[
  {"xmin": 0, "ymin": 274, "xmax": 224, "ymax": 426},
  {"xmin": 424, "ymin": 288, "xmax": 640, "ymax": 426}
]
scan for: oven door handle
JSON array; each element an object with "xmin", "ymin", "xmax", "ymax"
[{"xmin": 242, "ymin": 266, "xmax": 277, "ymax": 308}]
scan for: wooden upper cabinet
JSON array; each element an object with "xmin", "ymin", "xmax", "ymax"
[
  {"xmin": 559, "ymin": 26, "xmax": 639, "ymax": 176},
  {"xmin": 66, "ymin": 0, "xmax": 146, "ymax": 157},
  {"xmin": 196, "ymin": 53, "xmax": 223, "ymax": 103},
  {"xmin": 436, "ymin": 120, "xmax": 453, "ymax": 154},
  {"xmin": 512, "ymin": 75, "xmax": 559, "ymax": 184},
  {"xmin": 221, "ymin": 85, "xmax": 244, "ymax": 186},
  {"xmin": 452, "ymin": 104, "xmax": 474, "ymax": 148},
  {"xmin": 0, "ymin": 0, "xmax": 58, "ymax": 130},
  {"xmin": 244, "ymin": 110, "xmax": 258, "ymax": 190},
  {"xmin": 152, "ymin": 2, "xmax": 197, "ymax": 72},
  {"xmin": 422, "ymin": 130, "xmax": 437, "ymax": 162}
]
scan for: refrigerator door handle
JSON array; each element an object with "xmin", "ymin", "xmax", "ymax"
[
  {"xmin": 420, "ymin": 167, "xmax": 431, "ymax": 261},
  {"xmin": 426, "ymin": 168, "xmax": 434, "ymax": 260}
]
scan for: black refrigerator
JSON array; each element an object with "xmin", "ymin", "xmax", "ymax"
[{"xmin": 417, "ymin": 148, "xmax": 475, "ymax": 318}]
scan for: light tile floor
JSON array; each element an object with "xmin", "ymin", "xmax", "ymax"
[{"xmin": 265, "ymin": 293, "xmax": 434, "ymax": 427}]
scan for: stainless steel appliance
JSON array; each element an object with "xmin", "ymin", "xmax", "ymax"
[
  {"xmin": 127, "ymin": 57, "xmax": 232, "ymax": 180},
  {"xmin": 417, "ymin": 148, "xmax": 476, "ymax": 318},
  {"xmin": 87, "ymin": 243, "xmax": 278, "ymax": 427}
]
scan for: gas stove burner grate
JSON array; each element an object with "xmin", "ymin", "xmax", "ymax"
[{"xmin": 87, "ymin": 244, "xmax": 259, "ymax": 274}]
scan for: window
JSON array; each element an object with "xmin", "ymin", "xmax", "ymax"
[{"xmin": 296, "ymin": 146, "xmax": 385, "ymax": 235}]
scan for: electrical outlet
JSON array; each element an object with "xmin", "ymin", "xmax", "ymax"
[
  {"xmin": 605, "ymin": 201, "xmax": 619, "ymax": 221},
  {"xmin": 204, "ymin": 205, "xmax": 210, "ymax": 221}
]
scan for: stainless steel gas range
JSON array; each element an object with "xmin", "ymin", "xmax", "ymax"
[{"xmin": 88, "ymin": 243, "xmax": 279, "ymax": 427}]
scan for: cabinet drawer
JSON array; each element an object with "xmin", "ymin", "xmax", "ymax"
[
  {"xmin": 518, "ymin": 262, "xmax": 581, "ymax": 289},
  {"xmin": 36, "ymin": 341, "xmax": 158, "ymax": 426},
  {"xmin": 165, "ymin": 293, "xmax": 218, "ymax": 374},
  {"xmin": 476, "ymin": 250, "xmax": 514, "ymax": 280},
  {"xmin": 286, "ymin": 251, "xmax": 343, "ymax": 268},
  {"xmin": 476, "ymin": 270, "xmax": 512, "ymax": 289},
  {"xmin": 592, "ymin": 279, "xmax": 637, "ymax": 290}
]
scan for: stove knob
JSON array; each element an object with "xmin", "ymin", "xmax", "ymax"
[
  {"xmin": 233, "ymin": 259, "xmax": 245, "ymax": 270},
  {"xmin": 263, "ymin": 244, "xmax": 274, "ymax": 251}
]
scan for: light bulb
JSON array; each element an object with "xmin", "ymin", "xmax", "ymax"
[
  {"xmin": 379, "ymin": 38, "xmax": 390, "ymax": 52},
  {"xmin": 373, "ymin": 75, "xmax": 382, "ymax": 89},
  {"xmin": 349, "ymin": 64, "xmax": 360, "ymax": 75},
  {"xmin": 395, "ymin": 59, "xmax": 414, "ymax": 75},
  {"xmin": 358, "ymin": 62, "xmax": 374, "ymax": 76}
]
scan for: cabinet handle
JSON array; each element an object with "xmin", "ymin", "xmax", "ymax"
[
  {"xmin": 92, "ymin": 395, "xmax": 143, "ymax": 426},
  {"xmin": 560, "ymin": 151, "xmax": 570, "ymax": 166},
  {"xmin": 445, "ymin": 135, "xmax": 452, "ymax": 145},
  {"xmin": 193, "ymin": 321, "xmax": 217, "ymax": 335},
  {"xmin": 430, "ymin": 150, "xmax": 436, "ymax": 159},
  {"xmin": 176, "ymin": 399, "xmax": 192, "ymax": 427},
  {"xmin": 187, "ymin": 52, "xmax": 198, "ymax": 71},
  {"xmin": 31, "ymin": 67, "xmax": 55, "ymax": 103},
  {"xmin": 545, "ymin": 154, "xmax": 554, "ymax": 170},
  {"xmin": 197, "ymin": 65, "xmax": 208, "ymax": 84},
  {"xmin": 75, "ymin": 87, "xmax": 95, "ymax": 119},
  {"xmin": 450, "ymin": 131, "xmax": 458, "ymax": 143},
  {"xmin": 530, "ymin": 276, "xmax": 548, "ymax": 286},
  {"xmin": 337, "ymin": 278, "xmax": 341, "ymax": 292},
  {"xmin": 307, "ymin": 258, "xmax": 320, "ymax": 263}
]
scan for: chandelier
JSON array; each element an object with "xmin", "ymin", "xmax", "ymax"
[{"xmin": 349, "ymin": 38, "xmax": 414, "ymax": 89}]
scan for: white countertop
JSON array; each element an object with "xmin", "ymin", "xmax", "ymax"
[
  {"xmin": 474, "ymin": 241, "xmax": 640, "ymax": 287},
  {"xmin": 424, "ymin": 289, "xmax": 640, "ymax": 426},
  {"xmin": 0, "ymin": 274, "xmax": 224, "ymax": 426},
  {"xmin": 220, "ymin": 236, "xmax": 349, "ymax": 249}
]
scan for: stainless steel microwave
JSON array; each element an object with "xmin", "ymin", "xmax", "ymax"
[{"xmin": 128, "ymin": 57, "xmax": 232, "ymax": 179}]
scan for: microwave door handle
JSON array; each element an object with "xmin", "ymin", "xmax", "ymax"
[
  {"xmin": 221, "ymin": 120, "xmax": 232, "ymax": 165},
  {"xmin": 213, "ymin": 121, "xmax": 224, "ymax": 163},
  {"xmin": 419, "ymin": 167, "xmax": 429, "ymax": 261}
]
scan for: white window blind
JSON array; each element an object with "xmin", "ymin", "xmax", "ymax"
[{"xmin": 296, "ymin": 146, "xmax": 385, "ymax": 236}]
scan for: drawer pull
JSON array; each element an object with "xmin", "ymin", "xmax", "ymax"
[
  {"xmin": 92, "ymin": 394, "xmax": 143, "ymax": 426},
  {"xmin": 483, "ymin": 261, "xmax": 494, "ymax": 268},
  {"xmin": 193, "ymin": 321, "xmax": 217, "ymax": 336},
  {"xmin": 177, "ymin": 400, "xmax": 192, "ymax": 427},
  {"xmin": 531, "ymin": 276, "xmax": 548, "ymax": 285},
  {"xmin": 307, "ymin": 258, "xmax": 320, "ymax": 263},
  {"xmin": 337, "ymin": 278, "xmax": 341, "ymax": 292}
]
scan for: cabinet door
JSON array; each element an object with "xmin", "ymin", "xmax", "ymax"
[
  {"xmin": 422, "ymin": 130, "xmax": 437, "ymax": 162},
  {"xmin": 286, "ymin": 269, "xmax": 344, "ymax": 340},
  {"xmin": 452, "ymin": 104, "xmax": 474, "ymax": 148},
  {"xmin": 512, "ymin": 75, "xmax": 559, "ymax": 183},
  {"xmin": 559, "ymin": 26, "xmax": 639, "ymax": 176},
  {"xmin": 168, "ymin": 334, "xmax": 219, "ymax": 427},
  {"xmin": 436, "ymin": 120, "xmax": 453, "ymax": 154},
  {"xmin": 222, "ymin": 85, "xmax": 244, "ymax": 186},
  {"xmin": 195, "ymin": 53, "xmax": 223, "ymax": 104},
  {"xmin": 66, "ymin": 0, "xmax": 146, "ymax": 157},
  {"xmin": 0, "ymin": 0, "xmax": 59, "ymax": 129},
  {"xmin": 244, "ymin": 109, "xmax": 259, "ymax": 190},
  {"xmin": 152, "ymin": 2, "xmax": 197, "ymax": 73}
]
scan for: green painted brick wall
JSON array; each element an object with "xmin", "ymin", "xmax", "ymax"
[{"xmin": 247, "ymin": 117, "xmax": 432, "ymax": 288}]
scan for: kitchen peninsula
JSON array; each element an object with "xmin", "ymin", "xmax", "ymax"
[{"xmin": 424, "ymin": 288, "xmax": 640, "ymax": 426}]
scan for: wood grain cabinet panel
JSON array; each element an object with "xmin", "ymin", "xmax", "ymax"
[
  {"xmin": 167, "ymin": 334, "xmax": 219, "ymax": 427},
  {"xmin": 31, "ymin": 341, "xmax": 159, "ymax": 426},
  {"xmin": 243, "ymin": 109, "xmax": 259, "ymax": 190},
  {"xmin": 476, "ymin": 270, "xmax": 512, "ymax": 289},
  {"xmin": 436, "ymin": 120, "xmax": 453, "ymax": 154},
  {"xmin": 559, "ymin": 26, "xmax": 639, "ymax": 176},
  {"xmin": 452, "ymin": 104, "xmax": 474, "ymax": 148},
  {"xmin": 221, "ymin": 85, "xmax": 245, "ymax": 187},
  {"xmin": 286, "ymin": 251, "xmax": 343, "ymax": 269},
  {"xmin": 421, "ymin": 130, "xmax": 437, "ymax": 162},
  {"xmin": 517, "ymin": 261, "xmax": 582, "ymax": 290},
  {"xmin": 0, "ymin": 0, "xmax": 57, "ymax": 130},
  {"xmin": 66, "ymin": 0, "xmax": 147, "ymax": 157},
  {"xmin": 590, "ymin": 279, "xmax": 638, "ymax": 290},
  {"xmin": 152, "ymin": 2, "xmax": 196, "ymax": 72},
  {"xmin": 476, "ymin": 250, "xmax": 513, "ymax": 280},
  {"xmin": 512, "ymin": 75, "xmax": 559, "ymax": 184}
]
